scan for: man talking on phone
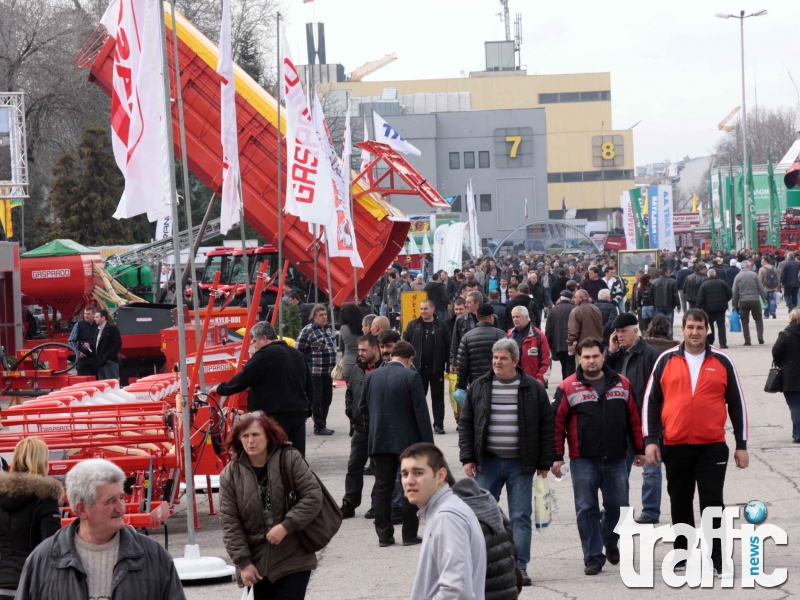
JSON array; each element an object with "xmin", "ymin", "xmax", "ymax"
[{"xmin": 604, "ymin": 313, "xmax": 660, "ymax": 524}]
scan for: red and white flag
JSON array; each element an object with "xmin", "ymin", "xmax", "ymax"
[
  {"xmin": 311, "ymin": 92, "xmax": 362, "ymax": 268},
  {"xmin": 101, "ymin": 0, "xmax": 171, "ymax": 222},
  {"xmin": 217, "ymin": 0, "xmax": 240, "ymax": 234},
  {"xmin": 280, "ymin": 25, "xmax": 334, "ymax": 225}
]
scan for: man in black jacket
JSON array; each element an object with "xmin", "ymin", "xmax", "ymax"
[
  {"xmin": 459, "ymin": 338, "xmax": 554, "ymax": 586},
  {"xmin": 456, "ymin": 304, "xmax": 507, "ymax": 391},
  {"xmin": 211, "ymin": 321, "xmax": 314, "ymax": 456},
  {"xmin": 91, "ymin": 310, "xmax": 122, "ymax": 381},
  {"xmin": 403, "ymin": 300, "xmax": 452, "ymax": 434},
  {"xmin": 423, "ymin": 271, "xmax": 450, "ymax": 321},
  {"xmin": 550, "ymin": 270, "xmax": 569, "ymax": 305},
  {"xmin": 487, "ymin": 290, "xmax": 506, "ymax": 325},
  {"xmin": 594, "ymin": 289, "xmax": 618, "ymax": 347},
  {"xmin": 675, "ymin": 259, "xmax": 692, "ymax": 312},
  {"xmin": 604, "ymin": 313, "xmax": 661, "ymax": 523},
  {"xmin": 682, "ymin": 263, "xmax": 707, "ymax": 309},
  {"xmin": 780, "ymin": 253, "xmax": 800, "ymax": 312},
  {"xmin": 725, "ymin": 258, "xmax": 741, "ymax": 291},
  {"xmin": 450, "ymin": 291, "xmax": 482, "ymax": 370},
  {"xmin": 546, "ymin": 291, "xmax": 576, "ymax": 379},
  {"xmin": 504, "ymin": 283, "xmax": 536, "ymax": 332},
  {"xmin": 527, "ymin": 273, "xmax": 548, "ymax": 329},
  {"xmin": 696, "ymin": 268, "xmax": 732, "ymax": 348},
  {"xmin": 359, "ymin": 341, "xmax": 434, "ymax": 546},
  {"xmin": 341, "ymin": 334, "xmax": 382, "ymax": 518},
  {"xmin": 69, "ymin": 306, "xmax": 97, "ymax": 376},
  {"xmin": 651, "ymin": 267, "xmax": 680, "ymax": 337}
]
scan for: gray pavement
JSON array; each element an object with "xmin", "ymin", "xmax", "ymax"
[{"xmin": 178, "ymin": 313, "xmax": 800, "ymax": 599}]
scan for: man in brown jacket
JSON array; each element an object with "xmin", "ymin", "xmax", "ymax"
[{"xmin": 567, "ymin": 290, "xmax": 603, "ymax": 359}]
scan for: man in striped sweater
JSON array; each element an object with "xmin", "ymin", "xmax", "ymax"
[{"xmin": 458, "ymin": 338, "xmax": 554, "ymax": 586}]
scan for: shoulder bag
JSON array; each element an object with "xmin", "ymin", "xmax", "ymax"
[
  {"xmin": 764, "ymin": 362, "xmax": 782, "ymax": 394},
  {"xmin": 279, "ymin": 447, "xmax": 342, "ymax": 553}
]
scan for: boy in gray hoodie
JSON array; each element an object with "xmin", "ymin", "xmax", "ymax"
[{"xmin": 402, "ymin": 443, "xmax": 487, "ymax": 600}]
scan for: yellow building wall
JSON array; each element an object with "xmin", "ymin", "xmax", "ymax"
[{"xmin": 334, "ymin": 72, "xmax": 634, "ymax": 211}]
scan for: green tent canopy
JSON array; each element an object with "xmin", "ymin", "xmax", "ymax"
[{"xmin": 21, "ymin": 239, "xmax": 99, "ymax": 258}]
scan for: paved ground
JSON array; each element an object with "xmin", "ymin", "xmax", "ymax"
[{"xmin": 170, "ymin": 313, "xmax": 800, "ymax": 599}]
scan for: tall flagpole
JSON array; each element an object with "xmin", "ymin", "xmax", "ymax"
[
  {"xmin": 168, "ymin": 0, "xmax": 205, "ymax": 390},
  {"xmin": 236, "ymin": 181, "xmax": 252, "ymax": 308},
  {"xmin": 346, "ymin": 97, "xmax": 358, "ymax": 304},
  {"xmin": 158, "ymin": 0, "xmax": 195, "ymax": 547},
  {"xmin": 308, "ymin": 65, "xmax": 319, "ymax": 303},
  {"xmin": 276, "ymin": 13, "xmax": 283, "ymax": 336}
]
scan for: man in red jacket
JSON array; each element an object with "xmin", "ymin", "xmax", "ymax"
[
  {"xmin": 643, "ymin": 308, "xmax": 749, "ymax": 576},
  {"xmin": 552, "ymin": 337, "xmax": 645, "ymax": 576},
  {"xmin": 508, "ymin": 305, "xmax": 550, "ymax": 386}
]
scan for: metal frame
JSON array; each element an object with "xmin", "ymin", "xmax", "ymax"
[
  {"xmin": 0, "ymin": 93, "xmax": 29, "ymax": 199},
  {"xmin": 490, "ymin": 219, "xmax": 602, "ymax": 257}
]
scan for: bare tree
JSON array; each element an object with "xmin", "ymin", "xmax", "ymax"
[{"xmin": 713, "ymin": 105, "xmax": 797, "ymax": 167}]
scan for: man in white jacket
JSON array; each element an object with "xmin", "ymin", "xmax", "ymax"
[{"xmin": 402, "ymin": 443, "xmax": 487, "ymax": 600}]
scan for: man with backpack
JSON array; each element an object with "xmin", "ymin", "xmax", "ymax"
[{"xmin": 759, "ymin": 256, "xmax": 779, "ymax": 319}]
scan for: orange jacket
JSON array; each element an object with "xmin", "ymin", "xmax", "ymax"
[{"xmin": 643, "ymin": 344, "xmax": 748, "ymax": 449}]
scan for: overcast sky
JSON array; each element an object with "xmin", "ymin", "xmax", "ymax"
[{"xmin": 284, "ymin": 0, "xmax": 800, "ymax": 167}]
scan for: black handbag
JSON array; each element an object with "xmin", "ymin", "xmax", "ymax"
[{"xmin": 764, "ymin": 363, "xmax": 782, "ymax": 394}]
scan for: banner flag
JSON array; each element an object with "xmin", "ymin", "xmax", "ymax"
[
  {"xmin": 433, "ymin": 224, "xmax": 448, "ymax": 273},
  {"xmin": 767, "ymin": 151, "xmax": 781, "ymax": 247},
  {"xmin": 659, "ymin": 185, "xmax": 675, "ymax": 251},
  {"xmin": 359, "ymin": 116, "xmax": 371, "ymax": 174},
  {"xmin": 708, "ymin": 169, "xmax": 717, "ymax": 252},
  {"xmin": 647, "ymin": 186, "xmax": 659, "ymax": 249},
  {"xmin": 421, "ymin": 233, "xmax": 432, "ymax": 254},
  {"xmin": 746, "ymin": 158, "xmax": 758, "ymax": 249},
  {"xmin": 620, "ymin": 191, "xmax": 636, "ymax": 250},
  {"xmin": 524, "ymin": 197, "xmax": 529, "ymax": 219},
  {"xmin": 717, "ymin": 168, "xmax": 725, "ymax": 252},
  {"xmin": 102, "ymin": 0, "xmax": 171, "ymax": 222},
  {"xmin": 217, "ymin": 0, "xmax": 240, "ymax": 234},
  {"xmin": 155, "ymin": 214, "xmax": 172, "ymax": 241},
  {"xmin": 726, "ymin": 165, "xmax": 734, "ymax": 252},
  {"xmin": 280, "ymin": 25, "xmax": 335, "ymax": 225},
  {"xmin": 465, "ymin": 179, "xmax": 480, "ymax": 257},
  {"xmin": 444, "ymin": 222, "xmax": 465, "ymax": 274},
  {"xmin": 311, "ymin": 91, "xmax": 362, "ymax": 267},
  {"xmin": 372, "ymin": 111, "xmax": 421, "ymax": 156},
  {"xmin": 629, "ymin": 187, "xmax": 645, "ymax": 249}
]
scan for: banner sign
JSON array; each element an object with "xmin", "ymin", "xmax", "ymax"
[
  {"xmin": 659, "ymin": 185, "xmax": 676, "ymax": 251},
  {"xmin": 647, "ymin": 186, "xmax": 659, "ymax": 249},
  {"xmin": 620, "ymin": 191, "xmax": 637, "ymax": 250}
]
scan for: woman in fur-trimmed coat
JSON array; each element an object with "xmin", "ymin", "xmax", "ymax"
[{"xmin": 0, "ymin": 465, "xmax": 63, "ymax": 593}]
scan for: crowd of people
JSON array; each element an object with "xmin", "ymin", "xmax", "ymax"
[{"xmin": 5, "ymin": 246, "xmax": 800, "ymax": 600}]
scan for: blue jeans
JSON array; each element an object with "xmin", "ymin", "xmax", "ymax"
[
  {"xmin": 571, "ymin": 457, "xmax": 629, "ymax": 566},
  {"xmin": 653, "ymin": 306, "xmax": 675, "ymax": 337},
  {"xmin": 477, "ymin": 455, "xmax": 533, "ymax": 569},
  {"xmin": 785, "ymin": 392, "xmax": 800, "ymax": 442},
  {"xmin": 641, "ymin": 456, "xmax": 663, "ymax": 520},
  {"xmin": 766, "ymin": 291, "xmax": 777, "ymax": 317}
]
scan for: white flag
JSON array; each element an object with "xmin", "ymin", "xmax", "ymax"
[
  {"xmin": 465, "ymin": 179, "xmax": 480, "ymax": 257},
  {"xmin": 311, "ymin": 92, "xmax": 363, "ymax": 268},
  {"xmin": 217, "ymin": 0, "xmax": 240, "ymax": 235},
  {"xmin": 102, "ymin": 0, "xmax": 171, "ymax": 222},
  {"xmin": 372, "ymin": 111, "xmax": 421, "ymax": 156},
  {"xmin": 155, "ymin": 214, "xmax": 172, "ymax": 241},
  {"xmin": 620, "ymin": 191, "xmax": 636, "ymax": 250},
  {"xmin": 280, "ymin": 25, "xmax": 335, "ymax": 225},
  {"xmin": 359, "ymin": 116, "xmax": 371, "ymax": 173}
]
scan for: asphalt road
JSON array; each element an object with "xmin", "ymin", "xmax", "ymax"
[{"xmin": 176, "ymin": 312, "xmax": 800, "ymax": 599}]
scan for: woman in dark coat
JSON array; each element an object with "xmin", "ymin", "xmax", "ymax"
[
  {"xmin": 219, "ymin": 412, "xmax": 323, "ymax": 599},
  {"xmin": 633, "ymin": 273, "xmax": 654, "ymax": 333},
  {"xmin": 337, "ymin": 303, "xmax": 364, "ymax": 381},
  {"xmin": 0, "ymin": 438, "xmax": 62, "ymax": 596},
  {"xmin": 772, "ymin": 308, "xmax": 800, "ymax": 443}
]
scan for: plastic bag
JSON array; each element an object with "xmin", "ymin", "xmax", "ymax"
[
  {"xmin": 241, "ymin": 587, "xmax": 254, "ymax": 600},
  {"xmin": 446, "ymin": 373, "xmax": 460, "ymax": 416},
  {"xmin": 729, "ymin": 309, "xmax": 742, "ymax": 333},
  {"xmin": 759, "ymin": 296, "xmax": 767, "ymax": 311},
  {"xmin": 533, "ymin": 474, "xmax": 551, "ymax": 530}
]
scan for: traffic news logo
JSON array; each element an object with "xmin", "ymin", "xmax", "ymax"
[{"xmin": 614, "ymin": 505, "xmax": 788, "ymax": 588}]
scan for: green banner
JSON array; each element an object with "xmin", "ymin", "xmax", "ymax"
[
  {"xmin": 630, "ymin": 187, "xmax": 646, "ymax": 249},
  {"xmin": 746, "ymin": 158, "xmax": 758, "ymax": 249},
  {"xmin": 725, "ymin": 166, "xmax": 734, "ymax": 252},
  {"xmin": 767, "ymin": 152, "xmax": 781, "ymax": 247},
  {"xmin": 708, "ymin": 168, "xmax": 717, "ymax": 252},
  {"xmin": 716, "ymin": 168, "xmax": 725, "ymax": 252}
]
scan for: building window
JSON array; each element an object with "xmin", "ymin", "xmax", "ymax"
[
  {"xmin": 623, "ymin": 169, "xmax": 634, "ymax": 179},
  {"xmin": 464, "ymin": 151, "xmax": 475, "ymax": 169},
  {"xmin": 547, "ymin": 173, "xmax": 562, "ymax": 183},
  {"xmin": 601, "ymin": 90, "xmax": 611, "ymax": 101},
  {"xmin": 582, "ymin": 171, "xmax": 602, "ymax": 181},
  {"xmin": 450, "ymin": 195, "xmax": 462, "ymax": 212},
  {"xmin": 538, "ymin": 91, "xmax": 611, "ymax": 104},
  {"xmin": 562, "ymin": 172, "xmax": 583, "ymax": 183},
  {"xmin": 449, "ymin": 152, "xmax": 460, "ymax": 169},
  {"xmin": 580, "ymin": 91, "xmax": 601, "ymax": 101},
  {"xmin": 604, "ymin": 170, "xmax": 623, "ymax": 180},
  {"xmin": 479, "ymin": 151, "xmax": 490, "ymax": 168},
  {"xmin": 539, "ymin": 93, "xmax": 559, "ymax": 104},
  {"xmin": 559, "ymin": 92, "xmax": 580, "ymax": 103},
  {"xmin": 480, "ymin": 194, "xmax": 492, "ymax": 211}
]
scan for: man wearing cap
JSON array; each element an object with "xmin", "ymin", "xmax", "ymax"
[
  {"xmin": 605, "ymin": 312, "xmax": 662, "ymax": 523},
  {"xmin": 456, "ymin": 304, "xmax": 507, "ymax": 391}
]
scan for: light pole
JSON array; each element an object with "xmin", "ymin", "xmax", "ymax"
[{"xmin": 716, "ymin": 9, "xmax": 767, "ymax": 251}]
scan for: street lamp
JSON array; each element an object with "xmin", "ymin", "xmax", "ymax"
[{"xmin": 716, "ymin": 9, "xmax": 768, "ymax": 251}]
